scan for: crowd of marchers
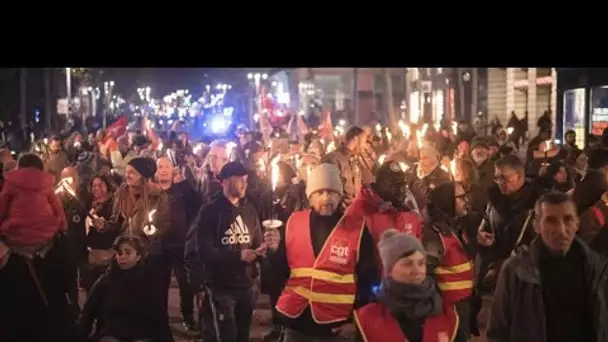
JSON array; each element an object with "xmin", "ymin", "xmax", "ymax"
[{"xmin": 0, "ymin": 113, "xmax": 607, "ymax": 342}]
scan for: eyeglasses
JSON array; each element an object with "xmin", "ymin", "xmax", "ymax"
[{"xmin": 494, "ymin": 172, "xmax": 518, "ymax": 183}]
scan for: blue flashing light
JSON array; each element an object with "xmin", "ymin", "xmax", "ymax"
[
  {"xmin": 371, "ymin": 284, "xmax": 381, "ymax": 296},
  {"xmin": 211, "ymin": 116, "xmax": 230, "ymax": 134}
]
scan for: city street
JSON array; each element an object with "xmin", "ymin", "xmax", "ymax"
[
  {"xmin": 166, "ymin": 287, "xmax": 271, "ymax": 342},
  {"xmin": 164, "ymin": 287, "xmax": 491, "ymax": 342}
]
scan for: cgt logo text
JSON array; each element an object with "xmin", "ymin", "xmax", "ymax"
[{"xmin": 329, "ymin": 244, "xmax": 349, "ymax": 264}]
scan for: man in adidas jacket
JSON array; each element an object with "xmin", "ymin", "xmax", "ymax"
[{"xmin": 185, "ymin": 161, "xmax": 264, "ymax": 342}]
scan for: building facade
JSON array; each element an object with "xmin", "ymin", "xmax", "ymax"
[
  {"xmin": 290, "ymin": 68, "xmax": 408, "ymax": 126},
  {"xmin": 289, "ymin": 68, "xmax": 558, "ymax": 136},
  {"xmin": 484, "ymin": 68, "xmax": 557, "ymax": 137},
  {"xmin": 556, "ymin": 68, "xmax": 608, "ymax": 147}
]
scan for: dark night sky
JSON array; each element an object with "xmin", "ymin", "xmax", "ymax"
[{"xmin": 0, "ymin": 67, "xmax": 270, "ymax": 122}]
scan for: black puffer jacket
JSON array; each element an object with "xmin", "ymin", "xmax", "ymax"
[
  {"xmin": 477, "ymin": 181, "xmax": 542, "ymax": 291},
  {"xmin": 487, "ymin": 237, "xmax": 608, "ymax": 342},
  {"xmin": 479, "ymin": 181, "xmax": 541, "ymax": 262},
  {"xmin": 78, "ymin": 261, "xmax": 173, "ymax": 342}
]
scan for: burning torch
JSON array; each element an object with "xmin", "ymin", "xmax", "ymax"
[
  {"xmin": 262, "ymin": 156, "xmax": 283, "ymax": 231},
  {"xmin": 143, "ymin": 209, "xmax": 158, "ymax": 236}
]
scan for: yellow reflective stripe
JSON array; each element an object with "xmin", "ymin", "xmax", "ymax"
[
  {"xmin": 290, "ymin": 268, "xmax": 355, "ymax": 283},
  {"xmin": 435, "ymin": 262, "xmax": 472, "ymax": 275},
  {"xmin": 353, "ymin": 311, "xmax": 369, "ymax": 342},
  {"xmin": 291, "ymin": 286, "xmax": 355, "ymax": 304},
  {"xmin": 451, "ymin": 305, "xmax": 459, "ymax": 342},
  {"xmin": 437, "ymin": 280, "xmax": 474, "ymax": 291}
]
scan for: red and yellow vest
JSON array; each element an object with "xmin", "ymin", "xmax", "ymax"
[
  {"xmin": 365, "ymin": 210, "xmax": 422, "ymax": 275},
  {"xmin": 366, "ymin": 210, "xmax": 423, "ymax": 242},
  {"xmin": 434, "ymin": 231, "xmax": 474, "ymax": 303},
  {"xmin": 354, "ymin": 302, "xmax": 459, "ymax": 342},
  {"xmin": 275, "ymin": 210, "xmax": 365, "ymax": 324}
]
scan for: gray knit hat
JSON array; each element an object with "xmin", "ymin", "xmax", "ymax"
[
  {"xmin": 306, "ymin": 163, "xmax": 343, "ymax": 198},
  {"xmin": 378, "ymin": 228, "xmax": 425, "ymax": 275}
]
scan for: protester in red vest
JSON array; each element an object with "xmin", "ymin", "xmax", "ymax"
[
  {"xmin": 422, "ymin": 182, "xmax": 475, "ymax": 340},
  {"xmin": 348, "ymin": 160, "xmax": 423, "ymax": 241},
  {"xmin": 264, "ymin": 163, "xmax": 379, "ymax": 341},
  {"xmin": 354, "ymin": 229, "xmax": 462, "ymax": 342},
  {"xmin": 347, "ymin": 160, "xmax": 423, "ymax": 278}
]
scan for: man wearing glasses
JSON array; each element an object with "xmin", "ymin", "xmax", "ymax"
[
  {"xmin": 476, "ymin": 155, "xmax": 542, "ymax": 292},
  {"xmin": 422, "ymin": 181, "xmax": 476, "ymax": 341}
]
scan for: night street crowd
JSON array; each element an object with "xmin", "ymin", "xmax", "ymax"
[{"xmin": 0, "ymin": 110, "xmax": 607, "ymax": 342}]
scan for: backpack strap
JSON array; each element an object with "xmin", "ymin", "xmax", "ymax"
[{"xmin": 592, "ymin": 206, "xmax": 606, "ymax": 227}]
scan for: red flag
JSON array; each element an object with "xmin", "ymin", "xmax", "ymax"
[
  {"xmin": 297, "ymin": 115, "xmax": 308, "ymax": 137},
  {"xmin": 318, "ymin": 109, "xmax": 333, "ymax": 139},
  {"xmin": 142, "ymin": 116, "xmax": 160, "ymax": 150},
  {"xmin": 100, "ymin": 116, "xmax": 127, "ymax": 154},
  {"xmin": 105, "ymin": 116, "xmax": 127, "ymax": 139}
]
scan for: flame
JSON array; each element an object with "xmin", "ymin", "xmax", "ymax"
[
  {"xmin": 378, "ymin": 154, "xmax": 386, "ymax": 164},
  {"xmin": 416, "ymin": 124, "xmax": 429, "ymax": 149},
  {"xmin": 440, "ymin": 164, "xmax": 449, "ymax": 173},
  {"xmin": 193, "ymin": 143, "xmax": 202, "ymax": 155},
  {"xmin": 450, "ymin": 158, "xmax": 457, "ymax": 177},
  {"xmin": 398, "ymin": 162, "xmax": 409, "ymax": 172},
  {"xmin": 416, "ymin": 130, "xmax": 423, "ymax": 149},
  {"xmin": 326, "ymin": 141, "xmax": 336, "ymax": 153},
  {"xmin": 306, "ymin": 165, "xmax": 313, "ymax": 179},
  {"xmin": 55, "ymin": 177, "xmax": 75, "ymax": 195},
  {"xmin": 148, "ymin": 209, "xmax": 157, "ymax": 221},
  {"xmin": 507, "ymin": 127, "xmax": 514, "ymax": 135},
  {"xmin": 270, "ymin": 155, "xmax": 280, "ymax": 191},
  {"xmin": 434, "ymin": 123, "xmax": 440, "ymax": 131},
  {"xmin": 375, "ymin": 124, "xmax": 382, "ymax": 132},
  {"xmin": 386, "ymin": 131, "xmax": 392, "ymax": 142},
  {"xmin": 398, "ymin": 120, "xmax": 410, "ymax": 139},
  {"xmin": 226, "ymin": 141, "xmax": 237, "ymax": 161},
  {"xmin": 451, "ymin": 122, "xmax": 458, "ymax": 135}
]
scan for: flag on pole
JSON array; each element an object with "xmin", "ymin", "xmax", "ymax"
[{"xmin": 318, "ymin": 109, "xmax": 333, "ymax": 139}]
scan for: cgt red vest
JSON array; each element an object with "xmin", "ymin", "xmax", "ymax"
[
  {"xmin": 365, "ymin": 210, "xmax": 422, "ymax": 275},
  {"xmin": 366, "ymin": 210, "xmax": 423, "ymax": 242},
  {"xmin": 434, "ymin": 232, "xmax": 474, "ymax": 303},
  {"xmin": 275, "ymin": 210, "xmax": 365, "ymax": 324},
  {"xmin": 355, "ymin": 301, "xmax": 459, "ymax": 342}
]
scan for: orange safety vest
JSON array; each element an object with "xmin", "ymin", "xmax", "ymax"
[
  {"xmin": 365, "ymin": 210, "xmax": 422, "ymax": 275},
  {"xmin": 366, "ymin": 210, "xmax": 423, "ymax": 242},
  {"xmin": 275, "ymin": 210, "xmax": 365, "ymax": 324},
  {"xmin": 434, "ymin": 232, "xmax": 473, "ymax": 303},
  {"xmin": 354, "ymin": 301, "xmax": 459, "ymax": 342}
]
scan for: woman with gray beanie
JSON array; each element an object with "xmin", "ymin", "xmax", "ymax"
[{"xmin": 354, "ymin": 229, "xmax": 463, "ymax": 342}]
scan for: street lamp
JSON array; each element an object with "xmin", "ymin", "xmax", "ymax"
[
  {"xmin": 262, "ymin": 74, "xmax": 268, "ymax": 80},
  {"xmin": 247, "ymin": 73, "xmax": 253, "ymax": 80}
]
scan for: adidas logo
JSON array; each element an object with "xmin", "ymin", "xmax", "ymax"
[{"xmin": 222, "ymin": 215, "xmax": 251, "ymax": 245}]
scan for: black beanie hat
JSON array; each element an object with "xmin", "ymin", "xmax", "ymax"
[
  {"xmin": 375, "ymin": 160, "xmax": 409, "ymax": 185},
  {"xmin": 127, "ymin": 157, "xmax": 157, "ymax": 178}
]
